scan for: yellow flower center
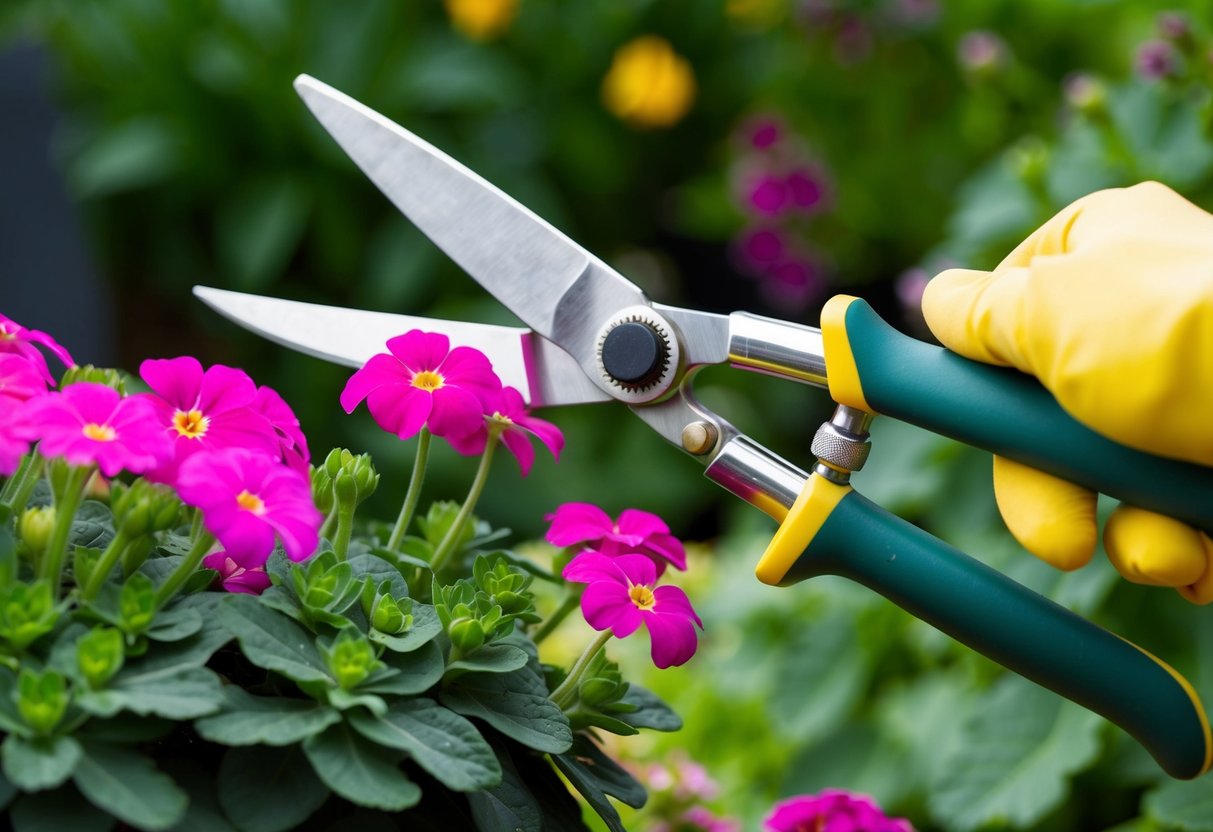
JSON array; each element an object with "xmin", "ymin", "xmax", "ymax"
[
  {"xmin": 173, "ymin": 409, "xmax": 210, "ymax": 439},
  {"xmin": 628, "ymin": 584, "xmax": 656, "ymax": 611},
  {"xmin": 489, "ymin": 411, "xmax": 514, "ymax": 427},
  {"xmin": 411, "ymin": 370, "xmax": 445, "ymax": 392},
  {"xmin": 82, "ymin": 423, "xmax": 116, "ymax": 442},
  {"xmin": 236, "ymin": 490, "xmax": 266, "ymax": 515}
]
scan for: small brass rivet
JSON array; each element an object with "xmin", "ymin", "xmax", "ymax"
[{"xmin": 681, "ymin": 421, "xmax": 717, "ymax": 455}]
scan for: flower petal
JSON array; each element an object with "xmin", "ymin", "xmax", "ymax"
[
  {"xmin": 427, "ymin": 386, "xmax": 487, "ymax": 439},
  {"xmin": 562, "ymin": 551, "xmax": 628, "ymax": 585},
  {"xmin": 340, "ymin": 353, "xmax": 408, "ymax": 414},
  {"xmin": 545, "ymin": 503, "xmax": 613, "ymax": 546},
  {"xmin": 642, "ymin": 610, "xmax": 698, "ymax": 669},
  {"xmin": 517, "ymin": 414, "xmax": 564, "ymax": 462},
  {"xmin": 581, "ymin": 582, "xmax": 642, "ymax": 637},
  {"xmin": 653, "ymin": 585, "xmax": 703, "ymax": 628},
  {"xmin": 500, "ymin": 428, "xmax": 536, "ymax": 476},
  {"xmin": 611, "ymin": 553, "xmax": 658, "ymax": 588},
  {"xmin": 616, "ymin": 508, "xmax": 670, "ymax": 538},
  {"xmin": 643, "ymin": 532, "xmax": 687, "ymax": 571},
  {"xmin": 198, "ymin": 364, "xmax": 258, "ymax": 414},
  {"xmin": 140, "ymin": 357, "xmax": 203, "ymax": 409},
  {"xmin": 366, "ymin": 387, "xmax": 432, "ymax": 440},
  {"xmin": 386, "ymin": 331, "xmax": 449, "ymax": 373}
]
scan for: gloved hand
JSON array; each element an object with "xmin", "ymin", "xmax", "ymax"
[{"xmin": 921, "ymin": 181, "xmax": 1213, "ymax": 603}]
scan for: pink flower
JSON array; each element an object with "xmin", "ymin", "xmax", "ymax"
[
  {"xmin": 177, "ymin": 448, "xmax": 321, "ymax": 565},
  {"xmin": 683, "ymin": 807, "xmax": 742, "ymax": 832},
  {"xmin": 747, "ymin": 174, "xmax": 789, "ymax": 216},
  {"xmin": 786, "ymin": 167, "xmax": 826, "ymax": 211},
  {"xmin": 340, "ymin": 331, "xmax": 502, "ymax": 442},
  {"xmin": 15, "ymin": 383, "xmax": 173, "ymax": 477},
  {"xmin": 252, "ymin": 385, "xmax": 310, "ymax": 474},
  {"xmin": 562, "ymin": 552, "xmax": 702, "ymax": 669},
  {"xmin": 0, "ymin": 313, "xmax": 75, "ymax": 385},
  {"xmin": 734, "ymin": 227, "xmax": 786, "ymax": 272},
  {"xmin": 1137, "ymin": 39, "xmax": 1179, "ymax": 79},
  {"xmin": 545, "ymin": 502, "xmax": 686, "ymax": 572},
  {"xmin": 0, "ymin": 354, "xmax": 49, "ymax": 403},
  {"xmin": 140, "ymin": 356, "xmax": 278, "ymax": 483},
  {"xmin": 764, "ymin": 791, "xmax": 914, "ymax": 832},
  {"xmin": 203, "ymin": 550, "xmax": 272, "ymax": 595},
  {"xmin": 447, "ymin": 386, "xmax": 564, "ymax": 474}
]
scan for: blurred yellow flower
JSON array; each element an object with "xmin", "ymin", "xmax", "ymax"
[
  {"xmin": 444, "ymin": 0, "xmax": 518, "ymax": 41},
  {"xmin": 602, "ymin": 36, "xmax": 696, "ymax": 129},
  {"xmin": 726, "ymin": 0, "xmax": 784, "ymax": 28}
]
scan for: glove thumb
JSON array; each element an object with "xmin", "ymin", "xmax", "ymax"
[{"xmin": 992, "ymin": 456, "xmax": 1096, "ymax": 571}]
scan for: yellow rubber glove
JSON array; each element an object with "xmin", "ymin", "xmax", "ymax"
[{"xmin": 921, "ymin": 181, "xmax": 1213, "ymax": 603}]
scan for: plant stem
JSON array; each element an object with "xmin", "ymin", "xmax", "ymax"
[
  {"xmin": 189, "ymin": 507, "xmax": 203, "ymax": 542},
  {"xmin": 428, "ymin": 430, "xmax": 498, "ymax": 575},
  {"xmin": 81, "ymin": 529, "xmax": 131, "ymax": 600},
  {"xmin": 154, "ymin": 531, "xmax": 216, "ymax": 607},
  {"xmin": 531, "ymin": 589, "xmax": 581, "ymax": 646},
  {"xmin": 6, "ymin": 454, "xmax": 45, "ymax": 516},
  {"xmin": 388, "ymin": 429, "xmax": 431, "ymax": 551},
  {"xmin": 39, "ymin": 465, "xmax": 91, "ymax": 599},
  {"xmin": 332, "ymin": 503, "xmax": 355, "ymax": 561},
  {"xmin": 550, "ymin": 630, "xmax": 613, "ymax": 710},
  {"xmin": 0, "ymin": 453, "xmax": 33, "ymax": 506}
]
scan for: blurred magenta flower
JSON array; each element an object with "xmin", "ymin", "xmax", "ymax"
[
  {"xmin": 0, "ymin": 353, "xmax": 49, "ymax": 403},
  {"xmin": 744, "ymin": 116, "xmax": 783, "ymax": 150},
  {"xmin": 764, "ymin": 257, "xmax": 824, "ymax": 310},
  {"xmin": 0, "ymin": 312, "xmax": 75, "ymax": 384},
  {"xmin": 682, "ymin": 807, "xmax": 742, "ymax": 832},
  {"xmin": 203, "ymin": 550, "xmax": 272, "ymax": 595},
  {"xmin": 17, "ymin": 382, "xmax": 173, "ymax": 477},
  {"xmin": 545, "ymin": 502, "xmax": 686, "ymax": 571},
  {"xmin": 786, "ymin": 167, "xmax": 826, "ymax": 211},
  {"xmin": 562, "ymin": 551, "xmax": 702, "ymax": 669},
  {"xmin": 1157, "ymin": 11, "xmax": 1190, "ymax": 41},
  {"xmin": 1137, "ymin": 39, "xmax": 1180, "ymax": 79},
  {"xmin": 735, "ymin": 227, "xmax": 786, "ymax": 271},
  {"xmin": 747, "ymin": 173, "xmax": 790, "ymax": 216},
  {"xmin": 957, "ymin": 30, "xmax": 1006, "ymax": 75},
  {"xmin": 340, "ymin": 330, "xmax": 501, "ymax": 442},
  {"xmin": 447, "ymin": 386, "xmax": 563, "ymax": 475},
  {"xmin": 177, "ymin": 448, "xmax": 321, "ymax": 564},
  {"xmin": 895, "ymin": 268, "xmax": 931, "ymax": 311},
  {"xmin": 765, "ymin": 790, "xmax": 914, "ymax": 832},
  {"xmin": 140, "ymin": 356, "xmax": 277, "ymax": 483},
  {"xmin": 253, "ymin": 385, "xmax": 310, "ymax": 474}
]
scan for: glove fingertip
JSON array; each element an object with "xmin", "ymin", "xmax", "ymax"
[
  {"xmin": 992, "ymin": 456, "xmax": 1097, "ymax": 571},
  {"xmin": 1104, "ymin": 506, "xmax": 1208, "ymax": 588}
]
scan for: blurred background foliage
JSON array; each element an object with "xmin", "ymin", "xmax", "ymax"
[{"xmin": 5, "ymin": 0, "xmax": 1213, "ymax": 828}]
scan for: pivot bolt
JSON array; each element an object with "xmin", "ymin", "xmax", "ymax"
[
  {"xmin": 681, "ymin": 421, "xmax": 718, "ymax": 455},
  {"xmin": 601, "ymin": 321, "xmax": 665, "ymax": 386}
]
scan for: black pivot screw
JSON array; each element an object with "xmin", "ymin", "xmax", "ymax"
[{"xmin": 601, "ymin": 321, "xmax": 666, "ymax": 387}]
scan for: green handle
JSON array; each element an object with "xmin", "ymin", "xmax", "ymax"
[
  {"xmin": 834, "ymin": 299, "xmax": 1213, "ymax": 533},
  {"xmin": 784, "ymin": 487, "xmax": 1212, "ymax": 780}
]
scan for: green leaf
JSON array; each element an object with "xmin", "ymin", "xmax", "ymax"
[
  {"xmin": 78, "ymin": 666, "xmax": 223, "ymax": 720},
  {"xmin": 1145, "ymin": 776, "xmax": 1213, "ymax": 831},
  {"xmin": 218, "ymin": 745, "xmax": 330, "ymax": 832},
  {"xmin": 614, "ymin": 685, "xmax": 681, "ymax": 732},
  {"xmin": 929, "ymin": 674, "xmax": 1103, "ymax": 831},
  {"xmin": 73, "ymin": 743, "xmax": 187, "ymax": 831},
  {"xmin": 146, "ymin": 606, "xmax": 203, "ymax": 642},
  {"xmin": 195, "ymin": 687, "xmax": 341, "ymax": 747},
  {"xmin": 69, "ymin": 117, "xmax": 183, "ymax": 198},
  {"xmin": 446, "ymin": 643, "xmax": 529, "ymax": 676},
  {"xmin": 216, "ymin": 173, "xmax": 311, "ymax": 291},
  {"xmin": 0, "ymin": 769, "xmax": 14, "ymax": 810},
  {"xmin": 258, "ymin": 585, "xmax": 306, "ymax": 624},
  {"xmin": 160, "ymin": 760, "xmax": 236, "ymax": 832},
  {"xmin": 348, "ymin": 552, "xmax": 410, "ymax": 599},
  {"xmin": 554, "ymin": 734, "xmax": 646, "ymax": 809},
  {"xmin": 441, "ymin": 669, "xmax": 572, "ymax": 754},
  {"xmin": 303, "ymin": 722, "xmax": 421, "ymax": 811},
  {"xmin": 10, "ymin": 785, "xmax": 114, "ymax": 832},
  {"xmin": 77, "ymin": 713, "xmax": 173, "ymax": 744},
  {"xmin": 1, "ymin": 735, "xmax": 82, "ymax": 791},
  {"xmin": 217, "ymin": 595, "xmax": 331, "ymax": 683},
  {"xmin": 467, "ymin": 742, "xmax": 543, "ymax": 832},
  {"xmin": 551, "ymin": 737, "xmax": 640, "ymax": 832},
  {"xmin": 349, "ymin": 698, "xmax": 501, "ymax": 791},
  {"xmin": 68, "ymin": 501, "xmax": 115, "ymax": 550},
  {"xmin": 368, "ymin": 603, "xmax": 442, "ymax": 653},
  {"xmin": 359, "ymin": 640, "xmax": 444, "ymax": 695}
]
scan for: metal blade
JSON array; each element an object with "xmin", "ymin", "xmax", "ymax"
[
  {"xmin": 192, "ymin": 287, "xmax": 610, "ymax": 408},
  {"xmin": 293, "ymin": 75, "xmax": 647, "ymax": 369}
]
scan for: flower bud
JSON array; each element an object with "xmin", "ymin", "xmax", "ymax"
[
  {"xmin": 330, "ymin": 451, "xmax": 379, "ymax": 510},
  {"xmin": 323, "ymin": 448, "xmax": 350, "ymax": 479},
  {"xmin": 304, "ymin": 572, "xmax": 339, "ymax": 609},
  {"xmin": 448, "ymin": 616, "xmax": 486, "ymax": 653},
  {"xmin": 16, "ymin": 669, "xmax": 69, "ymax": 735},
  {"xmin": 77, "ymin": 626, "xmax": 125, "ymax": 689},
  {"xmin": 1063, "ymin": 72, "xmax": 1107, "ymax": 117},
  {"xmin": 60, "ymin": 365, "xmax": 126, "ymax": 394},
  {"xmin": 118, "ymin": 574, "xmax": 157, "ymax": 635},
  {"xmin": 579, "ymin": 676, "xmax": 625, "ymax": 707},
  {"xmin": 371, "ymin": 594, "xmax": 412, "ymax": 635},
  {"xmin": 18, "ymin": 506, "xmax": 55, "ymax": 555},
  {"xmin": 323, "ymin": 631, "xmax": 382, "ymax": 690},
  {"xmin": 0, "ymin": 580, "xmax": 60, "ymax": 649},
  {"xmin": 311, "ymin": 465, "xmax": 335, "ymax": 514},
  {"xmin": 1008, "ymin": 137, "xmax": 1050, "ymax": 188},
  {"xmin": 112, "ymin": 479, "xmax": 180, "ymax": 537}
]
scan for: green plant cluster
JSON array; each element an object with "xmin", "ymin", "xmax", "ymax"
[{"xmin": 0, "ymin": 454, "xmax": 681, "ymax": 832}]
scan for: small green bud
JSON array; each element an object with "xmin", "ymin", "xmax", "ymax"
[
  {"xmin": 16, "ymin": 669, "xmax": 70, "ymax": 735},
  {"xmin": 448, "ymin": 617, "xmax": 485, "ymax": 653},
  {"xmin": 111, "ymin": 480, "xmax": 181, "ymax": 537},
  {"xmin": 60, "ymin": 365, "xmax": 126, "ymax": 394},
  {"xmin": 333, "ymin": 471, "xmax": 357, "ymax": 506},
  {"xmin": 118, "ymin": 574, "xmax": 157, "ymax": 636},
  {"xmin": 579, "ymin": 677, "xmax": 622, "ymax": 707},
  {"xmin": 1008, "ymin": 137, "xmax": 1050, "ymax": 188},
  {"xmin": 1063, "ymin": 72, "xmax": 1107, "ymax": 117},
  {"xmin": 304, "ymin": 572, "xmax": 339, "ymax": 608},
  {"xmin": 311, "ymin": 465, "xmax": 335, "ymax": 514},
  {"xmin": 323, "ymin": 448, "xmax": 350, "ymax": 479},
  {"xmin": 0, "ymin": 581, "xmax": 60, "ymax": 649},
  {"xmin": 77, "ymin": 627, "xmax": 125, "ymax": 689},
  {"xmin": 18, "ymin": 506, "xmax": 56, "ymax": 555},
  {"xmin": 371, "ymin": 595, "xmax": 412, "ymax": 635},
  {"xmin": 323, "ymin": 630, "xmax": 382, "ymax": 690}
]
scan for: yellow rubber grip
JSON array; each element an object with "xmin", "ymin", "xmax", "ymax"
[{"xmin": 755, "ymin": 473, "xmax": 851, "ymax": 586}]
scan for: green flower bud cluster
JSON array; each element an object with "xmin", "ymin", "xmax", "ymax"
[
  {"xmin": 321, "ymin": 629, "xmax": 384, "ymax": 690},
  {"xmin": 361, "ymin": 579, "xmax": 413, "ymax": 635},
  {"xmin": 319, "ymin": 448, "xmax": 379, "ymax": 511},
  {"xmin": 434, "ymin": 556, "xmax": 538, "ymax": 656},
  {"xmin": 118, "ymin": 574, "xmax": 158, "ymax": 637},
  {"xmin": 111, "ymin": 479, "xmax": 182, "ymax": 538},
  {"xmin": 418, "ymin": 501, "xmax": 477, "ymax": 549},
  {"xmin": 60, "ymin": 365, "xmax": 127, "ymax": 394},
  {"xmin": 289, "ymin": 551, "xmax": 364, "ymax": 627},
  {"xmin": 473, "ymin": 554, "xmax": 540, "ymax": 625},
  {"xmin": 0, "ymin": 580, "xmax": 62, "ymax": 650},
  {"xmin": 564, "ymin": 649, "xmax": 641, "ymax": 735},
  {"xmin": 16, "ymin": 669, "xmax": 70, "ymax": 735},
  {"xmin": 76, "ymin": 626, "xmax": 125, "ymax": 689},
  {"xmin": 18, "ymin": 506, "xmax": 55, "ymax": 556}
]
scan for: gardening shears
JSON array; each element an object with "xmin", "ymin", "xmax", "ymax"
[{"xmin": 194, "ymin": 75, "xmax": 1213, "ymax": 780}]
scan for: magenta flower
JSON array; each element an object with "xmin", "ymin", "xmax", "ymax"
[
  {"xmin": 745, "ymin": 117, "xmax": 783, "ymax": 150},
  {"xmin": 545, "ymin": 502, "xmax": 686, "ymax": 572},
  {"xmin": 563, "ymin": 552, "xmax": 701, "ymax": 669},
  {"xmin": 682, "ymin": 807, "xmax": 742, "ymax": 832},
  {"xmin": 0, "ymin": 354, "xmax": 49, "ymax": 403},
  {"xmin": 764, "ymin": 791, "xmax": 914, "ymax": 832},
  {"xmin": 203, "ymin": 550, "xmax": 273, "ymax": 595},
  {"xmin": 0, "ymin": 313, "xmax": 75, "ymax": 385},
  {"xmin": 447, "ymin": 386, "xmax": 564, "ymax": 474},
  {"xmin": 0, "ymin": 403, "xmax": 31, "ymax": 476},
  {"xmin": 735, "ymin": 227, "xmax": 786, "ymax": 272},
  {"xmin": 15, "ymin": 383, "xmax": 173, "ymax": 477},
  {"xmin": 176, "ymin": 448, "xmax": 321, "ymax": 565},
  {"xmin": 340, "ymin": 330, "xmax": 502, "ymax": 442},
  {"xmin": 957, "ymin": 30, "xmax": 1006, "ymax": 75},
  {"xmin": 1137, "ymin": 39, "xmax": 1179, "ymax": 79},
  {"xmin": 253, "ymin": 385, "xmax": 310, "ymax": 474},
  {"xmin": 140, "ymin": 356, "xmax": 278, "ymax": 483},
  {"xmin": 747, "ymin": 174, "xmax": 789, "ymax": 216},
  {"xmin": 786, "ymin": 167, "xmax": 826, "ymax": 211}
]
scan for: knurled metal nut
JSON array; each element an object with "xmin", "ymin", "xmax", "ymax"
[{"xmin": 811, "ymin": 423, "xmax": 871, "ymax": 472}]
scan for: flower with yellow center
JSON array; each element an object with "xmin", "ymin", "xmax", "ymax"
[
  {"xmin": 172, "ymin": 409, "xmax": 209, "ymax": 439},
  {"xmin": 602, "ymin": 36, "xmax": 696, "ymax": 129},
  {"xmin": 444, "ymin": 0, "xmax": 518, "ymax": 42},
  {"xmin": 410, "ymin": 370, "xmax": 445, "ymax": 392},
  {"xmin": 628, "ymin": 583, "xmax": 656, "ymax": 611},
  {"xmin": 236, "ymin": 489, "xmax": 266, "ymax": 516},
  {"xmin": 82, "ymin": 423, "xmax": 117, "ymax": 442}
]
